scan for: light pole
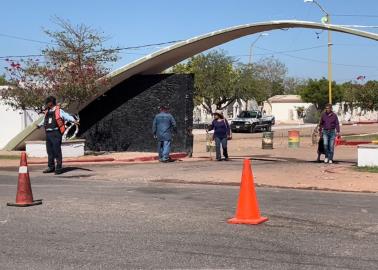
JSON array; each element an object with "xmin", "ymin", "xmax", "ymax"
[
  {"xmin": 249, "ymin": 33, "xmax": 269, "ymax": 64},
  {"xmin": 304, "ymin": 0, "xmax": 333, "ymax": 104}
]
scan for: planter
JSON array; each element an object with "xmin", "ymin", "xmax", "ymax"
[
  {"xmin": 358, "ymin": 144, "xmax": 378, "ymax": 167},
  {"xmin": 25, "ymin": 139, "xmax": 85, "ymax": 158}
]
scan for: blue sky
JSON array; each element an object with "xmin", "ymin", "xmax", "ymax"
[{"xmin": 1, "ymin": 0, "xmax": 378, "ymax": 82}]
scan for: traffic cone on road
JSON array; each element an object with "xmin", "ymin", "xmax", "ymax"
[
  {"xmin": 7, "ymin": 152, "xmax": 42, "ymax": 207},
  {"xmin": 228, "ymin": 159, "xmax": 268, "ymax": 225}
]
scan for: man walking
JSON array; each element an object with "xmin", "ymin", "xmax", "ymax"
[
  {"xmin": 39, "ymin": 96, "xmax": 78, "ymax": 174},
  {"xmin": 319, "ymin": 104, "xmax": 340, "ymax": 164},
  {"xmin": 152, "ymin": 105, "xmax": 176, "ymax": 163}
]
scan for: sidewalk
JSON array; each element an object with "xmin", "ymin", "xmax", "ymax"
[
  {"xmin": 1, "ymin": 124, "xmax": 378, "ymax": 193},
  {"xmin": 0, "ymin": 150, "xmax": 188, "ymax": 167}
]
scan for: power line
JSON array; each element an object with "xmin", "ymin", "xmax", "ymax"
[
  {"xmin": 232, "ymin": 45, "xmax": 327, "ymax": 58},
  {"xmin": 257, "ymin": 45, "xmax": 327, "ymax": 55},
  {"xmin": 0, "ymin": 33, "xmax": 54, "ymax": 45},
  {"xmin": 332, "ymin": 14, "xmax": 378, "ymax": 18},
  {"xmin": 0, "ymin": 40, "xmax": 182, "ymax": 60},
  {"xmin": 254, "ymin": 46, "xmax": 378, "ymax": 69}
]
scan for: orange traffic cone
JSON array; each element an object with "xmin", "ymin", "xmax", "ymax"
[
  {"xmin": 7, "ymin": 152, "xmax": 42, "ymax": 207},
  {"xmin": 228, "ymin": 159, "xmax": 268, "ymax": 225}
]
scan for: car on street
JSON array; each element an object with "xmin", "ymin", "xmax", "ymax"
[{"xmin": 230, "ymin": 110, "xmax": 275, "ymax": 133}]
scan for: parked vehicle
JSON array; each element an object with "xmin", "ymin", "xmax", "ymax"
[{"xmin": 231, "ymin": 111, "xmax": 275, "ymax": 133}]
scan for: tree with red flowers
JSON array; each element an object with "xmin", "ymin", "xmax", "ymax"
[{"xmin": 3, "ymin": 17, "xmax": 118, "ymax": 112}]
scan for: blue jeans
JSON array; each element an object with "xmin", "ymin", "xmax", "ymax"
[
  {"xmin": 158, "ymin": 141, "xmax": 171, "ymax": 161},
  {"xmin": 323, "ymin": 129, "xmax": 336, "ymax": 160},
  {"xmin": 215, "ymin": 137, "xmax": 228, "ymax": 160}
]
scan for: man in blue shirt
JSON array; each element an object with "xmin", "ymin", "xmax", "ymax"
[
  {"xmin": 38, "ymin": 96, "xmax": 78, "ymax": 174},
  {"xmin": 152, "ymin": 105, "xmax": 176, "ymax": 163}
]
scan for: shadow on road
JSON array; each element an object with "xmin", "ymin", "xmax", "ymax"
[{"xmin": 60, "ymin": 167, "xmax": 93, "ymax": 174}]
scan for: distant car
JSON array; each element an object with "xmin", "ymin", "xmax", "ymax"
[{"xmin": 231, "ymin": 110, "xmax": 275, "ymax": 133}]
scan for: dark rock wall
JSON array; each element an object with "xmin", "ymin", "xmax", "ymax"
[{"xmin": 79, "ymin": 74, "xmax": 194, "ymax": 154}]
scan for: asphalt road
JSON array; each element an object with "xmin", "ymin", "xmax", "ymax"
[{"xmin": 0, "ymin": 172, "xmax": 377, "ymax": 270}]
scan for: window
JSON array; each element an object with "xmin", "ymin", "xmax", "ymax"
[{"xmin": 238, "ymin": 111, "xmax": 257, "ymax": 118}]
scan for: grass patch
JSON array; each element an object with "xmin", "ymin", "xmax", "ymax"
[
  {"xmin": 343, "ymin": 134, "xmax": 378, "ymax": 142},
  {"xmin": 355, "ymin": 166, "xmax": 378, "ymax": 173},
  {"xmin": 0, "ymin": 155, "xmax": 20, "ymax": 160}
]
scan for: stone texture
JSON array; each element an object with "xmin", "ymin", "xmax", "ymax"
[{"xmin": 79, "ymin": 74, "xmax": 194, "ymax": 153}]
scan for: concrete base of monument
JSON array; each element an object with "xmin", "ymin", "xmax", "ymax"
[{"xmin": 25, "ymin": 139, "xmax": 85, "ymax": 158}]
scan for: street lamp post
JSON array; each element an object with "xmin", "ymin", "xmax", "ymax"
[
  {"xmin": 304, "ymin": 0, "xmax": 333, "ymax": 104},
  {"xmin": 249, "ymin": 33, "xmax": 269, "ymax": 64}
]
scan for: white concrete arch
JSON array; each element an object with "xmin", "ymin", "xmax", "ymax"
[{"xmin": 106, "ymin": 20, "xmax": 378, "ymax": 89}]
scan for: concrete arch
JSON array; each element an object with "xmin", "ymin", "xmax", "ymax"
[
  {"xmin": 106, "ymin": 20, "xmax": 378, "ymax": 89},
  {"xmin": 4, "ymin": 20, "xmax": 378, "ymax": 150}
]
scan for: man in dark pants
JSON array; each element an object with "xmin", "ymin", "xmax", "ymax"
[
  {"xmin": 39, "ymin": 96, "xmax": 78, "ymax": 174},
  {"xmin": 319, "ymin": 104, "xmax": 340, "ymax": 164},
  {"xmin": 152, "ymin": 105, "xmax": 176, "ymax": 163}
]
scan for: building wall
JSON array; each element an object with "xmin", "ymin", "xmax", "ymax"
[
  {"xmin": 80, "ymin": 74, "xmax": 194, "ymax": 154},
  {"xmin": 0, "ymin": 94, "xmax": 39, "ymax": 149},
  {"xmin": 270, "ymin": 102, "xmax": 312, "ymax": 123}
]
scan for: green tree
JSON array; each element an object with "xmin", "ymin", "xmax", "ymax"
[
  {"xmin": 340, "ymin": 80, "xmax": 378, "ymax": 112},
  {"xmin": 0, "ymin": 74, "xmax": 7, "ymax": 85},
  {"xmin": 253, "ymin": 57, "xmax": 287, "ymax": 97},
  {"xmin": 3, "ymin": 17, "xmax": 118, "ymax": 112},
  {"xmin": 235, "ymin": 64, "xmax": 266, "ymax": 107},
  {"xmin": 340, "ymin": 81, "xmax": 359, "ymax": 111},
  {"xmin": 299, "ymin": 78, "xmax": 342, "ymax": 111},
  {"xmin": 172, "ymin": 50, "xmax": 237, "ymax": 113},
  {"xmin": 354, "ymin": 80, "xmax": 378, "ymax": 111}
]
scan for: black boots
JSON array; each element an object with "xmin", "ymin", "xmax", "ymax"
[
  {"xmin": 43, "ymin": 167, "xmax": 55, "ymax": 173},
  {"xmin": 43, "ymin": 167, "xmax": 63, "ymax": 174}
]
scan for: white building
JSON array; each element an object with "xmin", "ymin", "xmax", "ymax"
[
  {"xmin": 263, "ymin": 95, "xmax": 313, "ymax": 124},
  {"xmin": 263, "ymin": 94, "xmax": 378, "ymax": 124},
  {"xmin": 0, "ymin": 86, "xmax": 39, "ymax": 149}
]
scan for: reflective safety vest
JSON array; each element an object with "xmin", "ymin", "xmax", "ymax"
[{"xmin": 44, "ymin": 105, "xmax": 66, "ymax": 134}]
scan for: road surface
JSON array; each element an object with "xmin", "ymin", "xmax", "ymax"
[{"xmin": 0, "ymin": 171, "xmax": 377, "ymax": 269}]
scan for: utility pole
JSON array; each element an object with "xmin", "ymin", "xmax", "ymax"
[
  {"xmin": 304, "ymin": 0, "xmax": 333, "ymax": 104},
  {"xmin": 249, "ymin": 33, "xmax": 269, "ymax": 65}
]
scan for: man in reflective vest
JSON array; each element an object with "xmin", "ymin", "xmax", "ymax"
[{"xmin": 39, "ymin": 96, "xmax": 78, "ymax": 175}]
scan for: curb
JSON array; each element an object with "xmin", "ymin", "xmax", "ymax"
[
  {"xmin": 117, "ymin": 152, "xmax": 188, "ymax": 162},
  {"xmin": 338, "ymin": 140, "xmax": 371, "ymax": 146},
  {"xmin": 28, "ymin": 157, "xmax": 115, "ymax": 165},
  {"xmin": 342, "ymin": 121, "xmax": 378, "ymax": 125},
  {"xmin": 27, "ymin": 152, "xmax": 188, "ymax": 165}
]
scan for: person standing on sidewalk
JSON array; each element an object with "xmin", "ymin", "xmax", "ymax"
[
  {"xmin": 152, "ymin": 105, "xmax": 176, "ymax": 163},
  {"xmin": 319, "ymin": 104, "xmax": 340, "ymax": 164},
  {"xmin": 207, "ymin": 110, "xmax": 231, "ymax": 161},
  {"xmin": 39, "ymin": 96, "xmax": 78, "ymax": 174}
]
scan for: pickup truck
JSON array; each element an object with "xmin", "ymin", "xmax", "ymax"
[{"xmin": 230, "ymin": 111, "xmax": 275, "ymax": 133}]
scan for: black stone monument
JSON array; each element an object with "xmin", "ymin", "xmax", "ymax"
[{"xmin": 78, "ymin": 74, "xmax": 194, "ymax": 154}]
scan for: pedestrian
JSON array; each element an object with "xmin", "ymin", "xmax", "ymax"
[
  {"xmin": 152, "ymin": 105, "xmax": 177, "ymax": 163},
  {"xmin": 312, "ymin": 124, "xmax": 326, "ymax": 162},
  {"xmin": 319, "ymin": 104, "xmax": 340, "ymax": 164},
  {"xmin": 38, "ymin": 96, "xmax": 78, "ymax": 174},
  {"xmin": 207, "ymin": 110, "xmax": 232, "ymax": 161}
]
